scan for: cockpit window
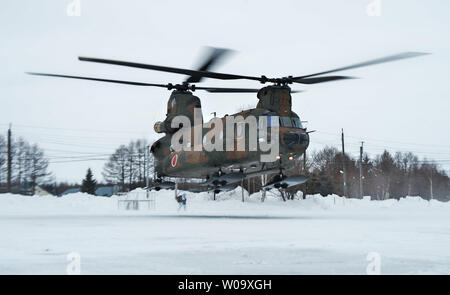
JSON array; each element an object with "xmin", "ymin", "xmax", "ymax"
[
  {"xmin": 280, "ymin": 117, "xmax": 293, "ymax": 127},
  {"xmin": 292, "ymin": 118, "xmax": 303, "ymax": 129},
  {"xmin": 279, "ymin": 117, "xmax": 303, "ymax": 128}
]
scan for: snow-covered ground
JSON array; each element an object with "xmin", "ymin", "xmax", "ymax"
[{"xmin": 1, "ymin": 188, "xmax": 449, "ymax": 275}]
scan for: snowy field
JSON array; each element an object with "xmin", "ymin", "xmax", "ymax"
[{"xmin": 1, "ymin": 188, "xmax": 450, "ymax": 275}]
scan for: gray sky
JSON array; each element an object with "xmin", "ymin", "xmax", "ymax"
[{"xmin": 1, "ymin": 0, "xmax": 449, "ymax": 183}]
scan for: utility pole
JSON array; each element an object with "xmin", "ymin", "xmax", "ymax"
[
  {"xmin": 146, "ymin": 145, "xmax": 150, "ymax": 199},
  {"xmin": 341, "ymin": 128, "xmax": 347, "ymax": 198},
  {"xmin": 359, "ymin": 142, "xmax": 364, "ymax": 199},
  {"xmin": 7, "ymin": 124, "xmax": 12, "ymax": 193}
]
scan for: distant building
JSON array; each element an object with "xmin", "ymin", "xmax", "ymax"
[
  {"xmin": 95, "ymin": 186, "xmax": 121, "ymax": 197},
  {"xmin": 2, "ymin": 184, "xmax": 52, "ymax": 196},
  {"xmin": 60, "ymin": 185, "xmax": 121, "ymax": 197},
  {"xmin": 8, "ymin": 184, "xmax": 33, "ymax": 195},
  {"xmin": 60, "ymin": 188, "xmax": 80, "ymax": 196}
]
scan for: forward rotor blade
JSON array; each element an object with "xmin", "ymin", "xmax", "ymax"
[
  {"xmin": 196, "ymin": 87, "xmax": 303, "ymax": 93},
  {"xmin": 196, "ymin": 87, "xmax": 260, "ymax": 93},
  {"xmin": 293, "ymin": 52, "xmax": 429, "ymax": 79},
  {"xmin": 293, "ymin": 75, "xmax": 354, "ymax": 84},
  {"xmin": 79, "ymin": 57, "xmax": 261, "ymax": 82},
  {"xmin": 26, "ymin": 72, "xmax": 169, "ymax": 88},
  {"xmin": 186, "ymin": 47, "xmax": 233, "ymax": 83},
  {"xmin": 27, "ymin": 72, "xmax": 301, "ymax": 94}
]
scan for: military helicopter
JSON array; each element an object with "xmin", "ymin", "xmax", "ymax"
[{"xmin": 28, "ymin": 48, "xmax": 427, "ymax": 194}]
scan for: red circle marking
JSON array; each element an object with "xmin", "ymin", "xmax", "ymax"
[{"xmin": 171, "ymin": 154, "xmax": 178, "ymax": 167}]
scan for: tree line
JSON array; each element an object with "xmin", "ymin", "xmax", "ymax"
[
  {"xmin": 234, "ymin": 147, "xmax": 449, "ymax": 202},
  {"xmin": 285, "ymin": 147, "xmax": 449, "ymax": 201},
  {"xmin": 0, "ymin": 135, "xmax": 51, "ymax": 194}
]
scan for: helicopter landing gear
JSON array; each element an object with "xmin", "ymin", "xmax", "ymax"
[
  {"xmin": 213, "ymin": 189, "xmax": 221, "ymax": 200},
  {"xmin": 263, "ymin": 174, "xmax": 308, "ymax": 190}
]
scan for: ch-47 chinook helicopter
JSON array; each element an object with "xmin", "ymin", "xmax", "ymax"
[{"xmin": 28, "ymin": 48, "xmax": 427, "ymax": 194}]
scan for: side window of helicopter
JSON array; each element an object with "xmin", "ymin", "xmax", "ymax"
[
  {"xmin": 280, "ymin": 117, "xmax": 293, "ymax": 127},
  {"xmin": 292, "ymin": 118, "xmax": 303, "ymax": 129}
]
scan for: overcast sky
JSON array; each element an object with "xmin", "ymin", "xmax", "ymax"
[{"xmin": 1, "ymin": 0, "xmax": 449, "ymax": 183}]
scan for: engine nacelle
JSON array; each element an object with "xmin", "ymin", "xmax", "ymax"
[{"xmin": 154, "ymin": 121, "xmax": 166, "ymax": 133}]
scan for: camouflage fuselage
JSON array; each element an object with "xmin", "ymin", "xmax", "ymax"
[{"xmin": 150, "ymin": 85, "xmax": 309, "ymax": 179}]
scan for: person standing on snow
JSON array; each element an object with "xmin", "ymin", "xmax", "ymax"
[{"xmin": 177, "ymin": 193, "xmax": 187, "ymax": 211}]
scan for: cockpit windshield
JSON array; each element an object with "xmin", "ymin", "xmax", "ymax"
[
  {"xmin": 280, "ymin": 117, "xmax": 303, "ymax": 129},
  {"xmin": 292, "ymin": 117, "xmax": 303, "ymax": 129},
  {"xmin": 280, "ymin": 117, "xmax": 292, "ymax": 127}
]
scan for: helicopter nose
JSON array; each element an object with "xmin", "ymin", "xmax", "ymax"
[{"xmin": 282, "ymin": 131, "xmax": 309, "ymax": 147}]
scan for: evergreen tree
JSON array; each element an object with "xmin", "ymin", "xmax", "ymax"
[{"xmin": 81, "ymin": 168, "xmax": 97, "ymax": 195}]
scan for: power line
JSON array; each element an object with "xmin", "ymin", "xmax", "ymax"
[
  {"xmin": 0, "ymin": 123, "xmax": 147, "ymax": 135},
  {"xmin": 49, "ymin": 158, "xmax": 110, "ymax": 164},
  {"xmin": 315, "ymin": 130, "xmax": 450, "ymax": 149}
]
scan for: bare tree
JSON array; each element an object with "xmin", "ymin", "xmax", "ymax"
[
  {"xmin": 27, "ymin": 144, "xmax": 51, "ymax": 194},
  {"xmin": 102, "ymin": 139, "xmax": 153, "ymax": 191},
  {"xmin": 0, "ymin": 135, "xmax": 6, "ymax": 186},
  {"xmin": 14, "ymin": 138, "xmax": 29, "ymax": 186},
  {"xmin": 103, "ymin": 145, "xmax": 129, "ymax": 189}
]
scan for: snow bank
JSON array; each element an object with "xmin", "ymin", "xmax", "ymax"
[{"xmin": 0, "ymin": 188, "xmax": 448, "ymax": 216}]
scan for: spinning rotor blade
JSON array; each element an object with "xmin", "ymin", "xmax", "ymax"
[
  {"xmin": 27, "ymin": 72, "xmax": 281, "ymax": 93},
  {"xmin": 196, "ymin": 87, "xmax": 260, "ymax": 93},
  {"xmin": 196, "ymin": 87, "xmax": 303, "ymax": 93},
  {"xmin": 186, "ymin": 47, "xmax": 233, "ymax": 83},
  {"xmin": 79, "ymin": 56, "xmax": 261, "ymax": 82},
  {"xmin": 292, "ymin": 75, "xmax": 354, "ymax": 84},
  {"xmin": 292, "ymin": 52, "xmax": 429, "ymax": 80},
  {"xmin": 80, "ymin": 51, "xmax": 428, "ymax": 85},
  {"xmin": 26, "ymin": 72, "xmax": 168, "ymax": 88}
]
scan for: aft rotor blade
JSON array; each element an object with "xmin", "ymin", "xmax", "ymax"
[
  {"xmin": 79, "ymin": 57, "xmax": 262, "ymax": 82},
  {"xmin": 293, "ymin": 75, "xmax": 354, "ymax": 84},
  {"xmin": 26, "ymin": 72, "xmax": 169, "ymax": 88},
  {"xmin": 186, "ymin": 47, "xmax": 233, "ymax": 83},
  {"xmin": 293, "ymin": 52, "xmax": 429, "ymax": 79}
]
